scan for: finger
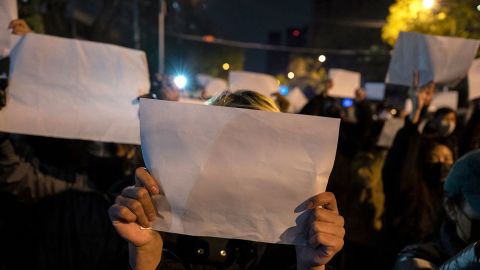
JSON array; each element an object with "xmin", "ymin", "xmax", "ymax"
[
  {"xmin": 307, "ymin": 192, "xmax": 338, "ymax": 212},
  {"xmin": 115, "ymin": 196, "xmax": 150, "ymax": 228},
  {"xmin": 310, "ymin": 221, "xmax": 345, "ymax": 239},
  {"xmin": 121, "ymin": 187, "xmax": 156, "ymax": 221},
  {"xmin": 108, "ymin": 204, "xmax": 137, "ymax": 223},
  {"xmin": 308, "ymin": 231, "xmax": 344, "ymax": 250},
  {"xmin": 135, "ymin": 167, "xmax": 161, "ymax": 195},
  {"xmin": 8, "ymin": 19, "xmax": 20, "ymax": 29},
  {"xmin": 313, "ymin": 208, "xmax": 345, "ymax": 226}
]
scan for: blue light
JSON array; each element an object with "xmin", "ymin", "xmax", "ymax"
[
  {"xmin": 279, "ymin": 85, "xmax": 289, "ymax": 96},
  {"xmin": 342, "ymin": 98, "xmax": 353, "ymax": 107}
]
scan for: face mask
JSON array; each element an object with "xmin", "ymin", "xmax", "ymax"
[
  {"xmin": 438, "ymin": 121, "xmax": 456, "ymax": 137},
  {"xmin": 422, "ymin": 162, "xmax": 452, "ymax": 185}
]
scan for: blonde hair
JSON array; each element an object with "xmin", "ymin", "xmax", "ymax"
[{"xmin": 206, "ymin": 90, "xmax": 280, "ymax": 112}]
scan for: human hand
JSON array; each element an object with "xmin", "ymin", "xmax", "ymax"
[
  {"xmin": 296, "ymin": 192, "xmax": 345, "ymax": 270},
  {"xmin": 108, "ymin": 168, "xmax": 163, "ymax": 270},
  {"xmin": 9, "ymin": 19, "xmax": 32, "ymax": 35},
  {"xmin": 355, "ymin": 88, "xmax": 367, "ymax": 102}
]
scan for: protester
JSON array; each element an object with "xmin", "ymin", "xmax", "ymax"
[
  {"xmin": 382, "ymin": 80, "xmax": 457, "ymax": 267},
  {"xmin": 393, "ymin": 149, "xmax": 480, "ymax": 270},
  {"xmin": 109, "ymin": 90, "xmax": 345, "ymax": 270}
]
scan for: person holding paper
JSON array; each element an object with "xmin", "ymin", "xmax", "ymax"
[
  {"xmin": 109, "ymin": 91, "xmax": 345, "ymax": 270},
  {"xmin": 382, "ymin": 77, "xmax": 456, "ymax": 267}
]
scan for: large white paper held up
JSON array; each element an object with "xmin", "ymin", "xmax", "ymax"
[
  {"xmin": 387, "ymin": 32, "xmax": 480, "ymax": 87},
  {"xmin": 468, "ymin": 59, "xmax": 480, "ymax": 101},
  {"xmin": 0, "ymin": 0, "xmax": 17, "ymax": 58},
  {"xmin": 140, "ymin": 99, "xmax": 340, "ymax": 245},
  {"xmin": 328, "ymin": 69, "xmax": 360, "ymax": 98},
  {"xmin": 229, "ymin": 71, "xmax": 279, "ymax": 97},
  {"xmin": 0, "ymin": 33, "xmax": 149, "ymax": 144}
]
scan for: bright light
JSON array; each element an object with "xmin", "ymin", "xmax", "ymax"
[
  {"xmin": 279, "ymin": 85, "xmax": 289, "ymax": 96},
  {"xmin": 342, "ymin": 98, "xmax": 353, "ymax": 108},
  {"xmin": 287, "ymin": 72, "xmax": 295, "ymax": 79},
  {"xmin": 422, "ymin": 0, "xmax": 434, "ymax": 9},
  {"xmin": 318, "ymin": 55, "xmax": 326, "ymax": 63},
  {"xmin": 174, "ymin": 75, "xmax": 187, "ymax": 89},
  {"xmin": 477, "ymin": 4, "xmax": 480, "ymax": 11},
  {"xmin": 222, "ymin": 63, "xmax": 230, "ymax": 71}
]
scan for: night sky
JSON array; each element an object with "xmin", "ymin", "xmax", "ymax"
[{"xmin": 204, "ymin": 0, "xmax": 313, "ymax": 71}]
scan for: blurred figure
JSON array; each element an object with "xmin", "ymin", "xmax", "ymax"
[
  {"xmin": 299, "ymin": 78, "xmax": 343, "ymax": 118},
  {"xmin": 393, "ymin": 150, "xmax": 480, "ymax": 270},
  {"xmin": 382, "ymin": 79, "xmax": 458, "ymax": 267}
]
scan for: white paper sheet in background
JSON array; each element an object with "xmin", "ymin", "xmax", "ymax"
[
  {"xmin": 429, "ymin": 91, "xmax": 458, "ymax": 111},
  {"xmin": 377, "ymin": 118, "xmax": 404, "ymax": 148},
  {"xmin": 468, "ymin": 59, "xmax": 480, "ymax": 101},
  {"xmin": 328, "ymin": 69, "xmax": 360, "ymax": 98},
  {"xmin": 197, "ymin": 74, "xmax": 228, "ymax": 98},
  {"xmin": 140, "ymin": 99, "xmax": 340, "ymax": 244},
  {"xmin": 0, "ymin": 33, "xmax": 149, "ymax": 144},
  {"xmin": 229, "ymin": 71, "xmax": 279, "ymax": 97},
  {"xmin": 386, "ymin": 32, "xmax": 480, "ymax": 87},
  {"xmin": 286, "ymin": 87, "xmax": 308, "ymax": 113},
  {"xmin": 365, "ymin": 82, "xmax": 386, "ymax": 101},
  {"xmin": 0, "ymin": 0, "xmax": 17, "ymax": 58}
]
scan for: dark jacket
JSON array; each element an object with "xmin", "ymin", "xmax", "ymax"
[
  {"xmin": 394, "ymin": 222, "xmax": 480, "ymax": 270},
  {"xmin": 382, "ymin": 118, "xmax": 445, "ymax": 263}
]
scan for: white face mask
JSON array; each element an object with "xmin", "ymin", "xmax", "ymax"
[{"xmin": 439, "ymin": 120, "xmax": 456, "ymax": 137}]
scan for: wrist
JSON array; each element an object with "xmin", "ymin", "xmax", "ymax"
[{"xmin": 129, "ymin": 235, "xmax": 163, "ymax": 270}]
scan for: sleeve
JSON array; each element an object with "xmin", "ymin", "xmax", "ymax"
[
  {"xmin": 0, "ymin": 138, "xmax": 91, "ymax": 202},
  {"xmin": 382, "ymin": 118, "xmax": 422, "ymax": 222},
  {"xmin": 439, "ymin": 242, "xmax": 480, "ymax": 270}
]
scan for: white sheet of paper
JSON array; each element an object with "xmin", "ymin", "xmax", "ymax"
[
  {"xmin": 328, "ymin": 69, "xmax": 360, "ymax": 98},
  {"xmin": 377, "ymin": 118, "xmax": 405, "ymax": 148},
  {"xmin": 429, "ymin": 91, "xmax": 458, "ymax": 111},
  {"xmin": 0, "ymin": 0, "xmax": 17, "ymax": 58},
  {"xmin": 140, "ymin": 99, "xmax": 340, "ymax": 244},
  {"xmin": 365, "ymin": 82, "xmax": 385, "ymax": 101},
  {"xmin": 197, "ymin": 74, "xmax": 228, "ymax": 98},
  {"xmin": 286, "ymin": 87, "xmax": 308, "ymax": 113},
  {"xmin": 0, "ymin": 33, "xmax": 149, "ymax": 144},
  {"xmin": 387, "ymin": 32, "xmax": 480, "ymax": 87},
  {"xmin": 229, "ymin": 71, "xmax": 279, "ymax": 97},
  {"xmin": 468, "ymin": 59, "xmax": 480, "ymax": 101}
]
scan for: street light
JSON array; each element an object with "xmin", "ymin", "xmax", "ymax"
[
  {"xmin": 422, "ymin": 0, "xmax": 435, "ymax": 9},
  {"xmin": 174, "ymin": 75, "xmax": 188, "ymax": 89},
  {"xmin": 222, "ymin": 63, "xmax": 230, "ymax": 71},
  {"xmin": 318, "ymin": 55, "xmax": 326, "ymax": 63},
  {"xmin": 287, "ymin": 72, "xmax": 295, "ymax": 79}
]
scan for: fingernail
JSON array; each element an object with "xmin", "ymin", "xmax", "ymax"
[
  {"xmin": 307, "ymin": 201, "xmax": 314, "ymax": 209},
  {"xmin": 151, "ymin": 186, "xmax": 159, "ymax": 194}
]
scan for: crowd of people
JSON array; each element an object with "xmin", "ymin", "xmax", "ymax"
[{"xmin": 0, "ymin": 19, "xmax": 479, "ymax": 270}]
